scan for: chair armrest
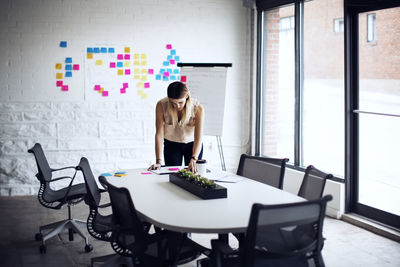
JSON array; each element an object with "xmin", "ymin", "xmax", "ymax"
[
  {"xmin": 51, "ymin": 166, "xmax": 77, "ymax": 172},
  {"xmin": 98, "ymin": 202, "xmax": 111, "ymax": 208},
  {"xmin": 211, "ymin": 239, "xmax": 235, "ymax": 255},
  {"xmin": 99, "ymin": 188, "xmax": 107, "ymax": 193},
  {"xmin": 49, "ymin": 175, "xmax": 74, "ymax": 182}
]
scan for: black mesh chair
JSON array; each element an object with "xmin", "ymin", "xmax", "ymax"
[
  {"xmin": 237, "ymin": 154, "xmax": 289, "ymax": 189},
  {"xmin": 298, "ymin": 165, "xmax": 333, "ymax": 200},
  {"xmin": 203, "ymin": 195, "xmax": 332, "ymax": 267},
  {"xmin": 28, "ymin": 143, "xmax": 92, "ymax": 254}
]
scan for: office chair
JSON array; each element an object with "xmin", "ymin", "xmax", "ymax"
[
  {"xmin": 200, "ymin": 195, "xmax": 332, "ymax": 267},
  {"xmin": 237, "ymin": 154, "xmax": 289, "ymax": 189},
  {"xmin": 28, "ymin": 143, "xmax": 92, "ymax": 254},
  {"xmin": 298, "ymin": 165, "xmax": 333, "ymax": 200}
]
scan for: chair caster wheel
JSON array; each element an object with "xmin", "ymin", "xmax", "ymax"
[
  {"xmin": 39, "ymin": 244, "xmax": 46, "ymax": 254},
  {"xmin": 85, "ymin": 244, "xmax": 93, "ymax": 253},
  {"xmin": 35, "ymin": 233, "xmax": 43, "ymax": 241}
]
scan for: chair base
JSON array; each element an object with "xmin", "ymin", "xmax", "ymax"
[{"xmin": 91, "ymin": 253, "xmax": 133, "ymax": 267}]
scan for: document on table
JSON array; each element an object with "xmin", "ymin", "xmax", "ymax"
[
  {"xmin": 151, "ymin": 166, "xmax": 184, "ymax": 175},
  {"xmin": 204, "ymin": 169, "xmax": 244, "ymax": 183}
]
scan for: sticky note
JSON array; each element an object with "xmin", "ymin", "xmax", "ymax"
[
  {"xmin": 65, "ymin": 64, "xmax": 72, "ymax": 70},
  {"xmin": 117, "ymin": 62, "xmax": 123, "ymax": 68},
  {"xmin": 168, "ymin": 168, "xmax": 180, "ymax": 171},
  {"xmin": 163, "ymin": 71, "xmax": 170, "ymax": 77},
  {"xmin": 59, "ymin": 41, "xmax": 67, "ymax": 47},
  {"xmin": 117, "ymin": 54, "xmax": 123, "ymax": 60},
  {"xmin": 141, "ymin": 172, "xmax": 152, "ymax": 175},
  {"xmin": 96, "ymin": 60, "xmax": 103, "ymax": 65},
  {"xmin": 118, "ymin": 69, "xmax": 123, "ymax": 75},
  {"xmin": 100, "ymin": 173, "xmax": 112, "ymax": 176},
  {"xmin": 65, "ymin": 71, "xmax": 72, "ymax": 77},
  {"xmin": 160, "ymin": 69, "xmax": 165, "ymax": 74},
  {"xmin": 134, "ymin": 61, "xmax": 139, "ymax": 66},
  {"xmin": 124, "ymin": 47, "xmax": 130, "ymax": 53},
  {"xmin": 120, "ymin": 88, "xmax": 126, "ymax": 94},
  {"xmin": 181, "ymin": 76, "xmax": 187, "ymax": 82},
  {"xmin": 170, "ymin": 49, "xmax": 176, "ymax": 55},
  {"xmin": 99, "ymin": 87, "xmax": 104, "ymax": 93},
  {"xmin": 87, "ymin": 48, "xmax": 93, "ymax": 53},
  {"xmin": 87, "ymin": 53, "xmax": 93, "ymax": 59},
  {"xmin": 56, "ymin": 73, "xmax": 63, "ymax": 79},
  {"xmin": 137, "ymin": 89, "xmax": 143, "ymax": 95},
  {"xmin": 174, "ymin": 56, "xmax": 180, "ymax": 61},
  {"xmin": 141, "ymin": 61, "xmax": 146, "ymax": 66},
  {"xmin": 170, "ymin": 75, "xmax": 176, "ymax": 80},
  {"xmin": 144, "ymin": 82, "xmax": 150, "ymax": 88},
  {"xmin": 148, "ymin": 69, "xmax": 154, "ymax": 74},
  {"xmin": 61, "ymin": 85, "xmax": 69, "ymax": 91},
  {"xmin": 124, "ymin": 61, "xmax": 130, "ymax": 67},
  {"xmin": 94, "ymin": 85, "xmax": 101, "ymax": 91},
  {"xmin": 100, "ymin": 47, "xmax": 107, "ymax": 53},
  {"xmin": 108, "ymin": 47, "xmax": 115, "ymax": 53},
  {"xmin": 141, "ymin": 75, "xmax": 147, "ymax": 81},
  {"xmin": 141, "ymin": 54, "xmax": 146, "ymax": 59},
  {"xmin": 163, "ymin": 61, "xmax": 169, "ymax": 66},
  {"xmin": 137, "ymin": 82, "xmax": 144, "ymax": 88},
  {"xmin": 55, "ymin": 63, "xmax": 62, "ymax": 70},
  {"xmin": 125, "ymin": 69, "xmax": 130, "ymax": 75},
  {"xmin": 163, "ymin": 76, "xmax": 169, "ymax": 81},
  {"xmin": 167, "ymin": 55, "xmax": 172, "ymax": 60},
  {"xmin": 124, "ymin": 54, "xmax": 130, "ymax": 60},
  {"xmin": 166, "ymin": 44, "xmax": 172, "ymax": 49},
  {"xmin": 141, "ymin": 93, "xmax": 147, "ymax": 99},
  {"xmin": 155, "ymin": 74, "xmax": 161, "ymax": 80},
  {"xmin": 169, "ymin": 59, "xmax": 175, "ymax": 64},
  {"xmin": 65, "ymin": 57, "xmax": 72, "ymax": 63},
  {"xmin": 115, "ymin": 171, "xmax": 127, "ymax": 174},
  {"xmin": 134, "ymin": 75, "xmax": 140, "ymax": 80},
  {"xmin": 73, "ymin": 64, "xmax": 79, "ymax": 70},
  {"xmin": 56, "ymin": 80, "xmax": 63, "ymax": 87},
  {"xmin": 93, "ymin": 47, "xmax": 100, "ymax": 53},
  {"xmin": 110, "ymin": 62, "xmax": 116, "ymax": 68},
  {"xmin": 123, "ymin": 82, "xmax": 128, "ymax": 88},
  {"xmin": 134, "ymin": 54, "xmax": 139, "ymax": 59},
  {"xmin": 167, "ymin": 68, "xmax": 172, "ymax": 73},
  {"xmin": 102, "ymin": 91, "xmax": 108, "ymax": 96},
  {"xmin": 141, "ymin": 69, "xmax": 147, "ymax": 74},
  {"xmin": 134, "ymin": 69, "xmax": 140, "ymax": 74},
  {"xmin": 173, "ymin": 69, "xmax": 180, "ymax": 74}
]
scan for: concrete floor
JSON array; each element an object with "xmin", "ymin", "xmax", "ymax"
[{"xmin": 0, "ymin": 195, "xmax": 399, "ymax": 267}]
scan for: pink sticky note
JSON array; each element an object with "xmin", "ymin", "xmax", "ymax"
[
  {"xmin": 125, "ymin": 69, "xmax": 131, "ymax": 75},
  {"xmin": 144, "ymin": 82, "xmax": 150, "ymax": 88},
  {"xmin": 141, "ymin": 172, "xmax": 152, "ymax": 175},
  {"xmin": 168, "ymin": 168, "xmax": 180, "ymax": 171},
  {"xmin": 166, "ymin": 44, "xmax": 172, "ymax": 49},
  {"xmin": 148, "ymin": 69, "xmax": 154, "ymax": 74},
  {"xmin": 123, "ymin": 82, "xmax": 128, "ymax": 88},
  {"xmin": 110, "ymin": 62, "xmax": 116, "ymax": 68},
  {"xmin": 117, "ymin": 54, "xmax": 123, "ymax": 60},
  {"xmin": 169, "ymin": 59, "xmax": 175, "ymax": 64},
  {"xmin": 124, "ymin": 54, "xmax": 130, "ymax": 60},
  {"xmin": 94, "ymin": 85, "xmax": 101, "ymax": 91},
  {"xmin": 120, "ymin": 88, "xmax": 126, "ymax": 94},
  {"xmin": 181, "ymin": 76, "xmax": 187, "ymax": 82},
  {"xmin": 102, "ymin": 91, "xmax": 108, "ymax": 96},
  {"xmin": 61, "ymin": 85, "xmax": 69, "ymax": 91},
  {"xmin": 73, "ymin": 64, "xmax": 79, "ymax": 70},
  {"xmin": 56, "ymin": 80, "xmax": 63, "ymax": 87},
  {"xmin": 163, "ymin": 71, "xmax": 169, "ymax": 77}
]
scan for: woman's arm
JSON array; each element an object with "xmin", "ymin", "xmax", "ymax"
[
  {"xmin": 188, "ymin": 104, "xmax": 204, "ymax": 173},
  {"xmin": 148, "ymin": 101, "xmax": 164, "ymax": 170}
]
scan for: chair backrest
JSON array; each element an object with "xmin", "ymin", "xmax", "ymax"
[
  {"xmin": 27, "ymin": 143, "xmax": 52, "ymax": 183},
  {"xmin": 298, "ymin": 165, "xmax": 333, "ymax": 200},
  {"xmin": 243, "ymin": 195, "xmax": 332, "ymax": 267},
  {"xmin": 77, "ymin": 157, "xmax": 101, "ymax": 208},
  {"xmin": 98, "ymin": 176, "xmax": 147, "ymax": 252},
  {"xmin": 237, "ymin": 154, "xmax": 289, "ymax": 189}
]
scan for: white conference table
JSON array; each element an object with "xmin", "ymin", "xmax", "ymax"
[{"xmin": 106, "ymin": 168, "xmax": 305, "ymax": 234}]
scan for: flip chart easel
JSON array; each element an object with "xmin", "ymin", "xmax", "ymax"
[{"xmin": 178, "ymin": 63, "xmax": 232, "ymax": 171}]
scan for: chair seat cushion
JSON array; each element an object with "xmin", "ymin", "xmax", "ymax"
[{"xmin": 44, "ymin": 183, "xmax": 86, "ymax": 203}]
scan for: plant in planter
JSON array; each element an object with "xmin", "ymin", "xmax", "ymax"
[{"xmin": 177, "ymin": 169, "xmax": 216, "ymax": 188}]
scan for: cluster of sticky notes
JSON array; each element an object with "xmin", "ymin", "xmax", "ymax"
[
  {"xmin": 94, "ymin": 84, "xmax": 108, "ymax": 97},
  {"xmin": 86, "ymin": 46, "xmax": 115, "ymax": 60},
  {"xmin": 109, "ymin": 47, "xmax": 133, "ymax": 76},
  {"xmin": 120, "ymin": 82, "xmax": 129, "ymax": 94},
  {"xmin": 155, "ymin": 68, "xmax": 180, "ymax": 82},
  {"xmin": 137, "ymin": 89, "xmax": 147, "ymax": 99},
  {"xmin": 55, "ymin": 43, "xmax": 80, "ymax": 92},
  {"xmin": 155, "ymin": 44, "xmax": 181, "ymax": 82}
]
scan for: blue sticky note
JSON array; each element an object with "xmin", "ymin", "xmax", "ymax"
[
  {"xmin": 160, "ymin": 68, "xmax": 165, "ymax": 74},
  {"xmin": 65, "ymin": 57, "xmax": 72, "ymax": 63},
  {"xmin": 108, "ymin": 47, "xmax": 115, "ymax": 53},
  {"xmin": 115, "ymin": 171, "xmax": 127, "ymax": 174},
  {"xmin": 163, "ymin": 76, "xmax": 169, "ymax": 81},
  {"xmin": 173, "ymin": 69, "xmax": 179, "ymax": 74},
  {"xmin": 167, "ymin": 55, "xmax": 172, "ymax": 60},
  {"xmin": 170, "ymin": 49, "xmax": 176, "ymax": 55},
  {"xmin": 156, "ymin": 74, "xmax": 161, "ymax": 80},
  {"xmin": 93, "ymin": 47, "xmax": 100, "ymax": 53},
  {"xmin": 65, "ymin": 71, "xmax": 72, "ymax": 77},
  {"xmin": 100, "ymin": 47, "xmax": 107, "ymax": 53},
  {"xmin": 87, "ymin": 47, "xmax": 93, "ymax": 53},
  {"xmin": 65, "ymin": 64, "xmax": 72, "ymax": 70},
  {"xmin": 170, "ymin": 75, "xmax": 176, "ymax": 80},
  {"xmin": 117, "ymin": 62, "xmax": 123, "ymax": 68},
  {"xmin": 167, "ymin": 68, "xmax": 172, "ymax": 73},
  {"xmin": 174, "ymin": 56, "xmax": 180, "ymax": 61},
  {"xmin": 60, "ymin": 41, "xmax": 67, "ymax": 48},
  {"xmin": 163, "ymin": 61, "xmax": 169, "ymax": 66},
  {"xmin": 100, "ymin": 173, "xmax": 112, "ymax": 177}
]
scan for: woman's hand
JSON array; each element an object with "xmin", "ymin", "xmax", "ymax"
[
  {"xmin": 188, "ymin": 158, "xmax": 197, "ymax": 173},
  {"xmin": 148, "ymin": 163, "xmax": 161, "ymax": 171}
]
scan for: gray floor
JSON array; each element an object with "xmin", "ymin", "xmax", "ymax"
[{"xmin": 0, "ymin": 195, "xmax": 399, "ymax": 267}]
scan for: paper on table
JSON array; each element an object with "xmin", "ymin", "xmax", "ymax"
[
  {"xmin": 151, "ymin": 166, "xmax": 183, "ymax": 175},
  {"xmin": 204, "ymin": 169, "xmax": 244, "ymax": 183}
]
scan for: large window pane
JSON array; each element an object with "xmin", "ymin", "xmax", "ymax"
[
  {"xmin": 261, "ymin": 5, "xmax": 295, "ymax": 161},
  {"xmin": 302, "ymin": 0, "xmax": 344, "ymax": 176}
]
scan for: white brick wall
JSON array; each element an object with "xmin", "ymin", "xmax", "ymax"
[{"xmin": 0, "ymin": 0, "xmax": 252, "ymax": 196}]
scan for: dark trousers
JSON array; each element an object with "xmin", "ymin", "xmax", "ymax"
[{"xmin": 164, "ymin": 139, "xmax": 203, "ymax": 166}]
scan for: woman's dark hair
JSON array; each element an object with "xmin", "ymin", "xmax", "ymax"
[{"xmin": 167, "ymin": 81, "xmax": 188, "ymax": 99}]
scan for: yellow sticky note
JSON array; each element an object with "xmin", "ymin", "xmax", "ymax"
[
  {"xmin": 124, "ymin": 47, "xmax": 130, "ymax": 53},
  {"xmin": 137, "ymin": 89, "xmax": 143, "ymax": 95},
  {"xmin": 141, "ymin": 93, "xmax": 147, "ymax": 99},
  {"xmin": 141, "ymin": 54, "xmax": 147, "ymax": 59},
  {"xmin": 118, "ymin": 69, "xmax": 123, "ymax": 75},
  {"xmin": 141, "ymin": 75, "xmax": 147, "ymax": 81},
  {"xmin": 141, "ymin": 69, "xmax": 147, "ymax": 74},
  {"xmin": 134, "ymin": 54, "xmax": 139, "ymax": 59},
  {"xmin": 114, "ymin": 173, "xmax": 128, "ymax": 177},
  {"xmin": 134, "ymin": 75, "xmax": 140, "ymax": 80},
  {"xmin": 124, "ymin": 61, "xmax": 130, "ymax": 67},
  {"xmin": 141, "ymin": 61, "xmax": 147, "ymax": 66},
  {"xmin": 137, "ymin": 82, "xmax": 144, "ymax": 88},
  {"xmin": 87, "ymin": 53, "xmax": 93, "ymax": 59},
  {"xmin": 99, "ymin": 87, "xmax": 104, "ymax": 93},
  {"xmin": 56, "ymin": 73, "xmax": 63, "ymax": 79},
  {"xmin": 134, "ymin": 69, "xmax": 140, "ymax": 74},
  {"xmin": 55, "ymin": 63, "xmax": 62, "ymax": 70},
  {"xmin": 96, "ymin": 60, "xmax": 103, "ymax": 65},
  {"xmin": 134, "ymin": 61, "xmax": 139, "ymax": 66}
]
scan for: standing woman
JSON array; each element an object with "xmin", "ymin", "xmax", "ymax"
[{"xmin": 148, "ymin": 81, "xmax": 204, "ymax": 173}]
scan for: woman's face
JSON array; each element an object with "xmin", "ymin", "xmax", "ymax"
[{"xmin": 169, "ymin": 97, "xmax": 187, "ymax": 111}]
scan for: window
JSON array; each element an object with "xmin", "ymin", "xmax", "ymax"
[
  {"xmin": 334, "ymin": 18, "xmax": 344, "ymax": 33},
  {"xmin": 280, "ymin": 16, "xmax": 295, "ymax": 31},
  {"xmin": 367, "ymin": 13, "xmax": 376, "ymax": 42}
]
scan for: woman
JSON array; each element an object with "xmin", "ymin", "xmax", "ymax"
[{"xmin": 148, "ymin": 81, "xmax": 204, "ymax": 173}]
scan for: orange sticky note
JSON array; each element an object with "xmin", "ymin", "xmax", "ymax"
[
  {"xmin": 55, "ymin": 63, "xmax": 62, "ymax": 69},
  {"xmin": 117, "ymin": 69, "xmax": 123, "ymax": 75},
  {"xmin": 87, "ymin": 53, "xmax": 93, "ymax": 59},
  {"xmin": 56, "ymin": 73, "xmax": 63, "ymax": 79},
  {"xmin": 124, "ymin": 47, "xmax": 130, "ymax": 53}
]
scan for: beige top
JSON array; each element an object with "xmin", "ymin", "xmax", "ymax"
[{"xmin": 160, "ymin": 97, "xmax": 200, "ymax": 144}]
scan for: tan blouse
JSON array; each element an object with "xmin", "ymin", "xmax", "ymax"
[{"xmin": 160, "ymin": 97, "xmax": 200, "ymax": 144}]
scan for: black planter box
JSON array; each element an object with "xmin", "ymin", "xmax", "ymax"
[{"xmin": 169, "ymin": 174, "xmax": 227, "ymax": 200}]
